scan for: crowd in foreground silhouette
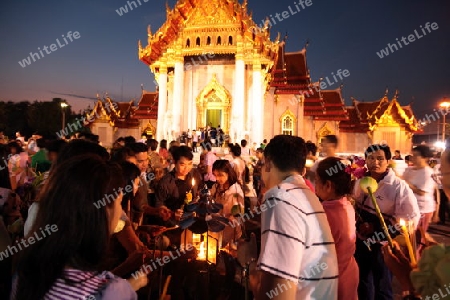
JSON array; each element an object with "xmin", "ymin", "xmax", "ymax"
[{"xmin": 0, "ymin": 130, "xmax": 449, "ymax": 299}]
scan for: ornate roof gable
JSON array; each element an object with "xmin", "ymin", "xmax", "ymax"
[{"xmin": 139, "ymin": 0, "xmax": 278, "ymax": 66}]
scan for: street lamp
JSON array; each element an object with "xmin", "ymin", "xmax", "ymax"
[
  {"xmin": 439, "ymin": 100, "xmax": 450, "ymax": 142},
  {"xmin": 60, "ymin": 101, "xmax": 69, "ymax": 132}
]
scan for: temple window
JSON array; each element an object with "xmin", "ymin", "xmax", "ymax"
[
  {"xmin": 196, "ymin": 37, "xmax": 200, "ymax": 46},
  {"xmin": 280, "ymin": 108, "xmax": 296, "ymax": 135},
  {"xmin": 207, "ymin": 36, "xmax": 211, "ymax": 45},
  {"xmin": 186, "ymin": 38, "xmax": 190, "ymax": 47},
  {"xmin": 228, "ymin": 36, "xmax": 233, "ymax": 45},
  {"xmin": 281, "ymin": 115, "xmax": 293, "ymax": 135},
  {"xmin": 217, "ymin": 36, "xmax": 221, "ymax": 45}
]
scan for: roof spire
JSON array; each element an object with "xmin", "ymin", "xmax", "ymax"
[
  {"xmin": 394, "ymin": 89, "xmax": 399, "ymax": 99},
  {"xmin": 384, "ymin": 86, "xmax": 388, "ymax": 97}
]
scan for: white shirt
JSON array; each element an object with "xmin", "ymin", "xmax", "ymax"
[
  {"xmin": 231, "ymin": 157, "xmax": 246, "ymax": 186},
  {"xmin": 257, "ymin": 175, "xmax": 338, "ymax": 300},
  {"xmin": 353, "ymin": 169, "xmax": 421, "ymax": 229},
  {"xmin": 403, "ymin": 166, "xmax": 436, "ymax": 214}
]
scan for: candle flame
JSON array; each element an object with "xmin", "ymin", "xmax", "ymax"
[
  {"xmin": 198, "ymin": 241, "xmax": 206, "ymax": 260},
  {"xmin": 399, "ymin": 219, "xmax": 406, "ymax": 226},
  {"xmin": 192, "ymin": 178, "xmax": 195, "ymax": 187}
]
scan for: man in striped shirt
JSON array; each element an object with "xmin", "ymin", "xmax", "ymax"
[{"xmin": 252, "ymin": 135, "xmax": 338, "ymax": 299}]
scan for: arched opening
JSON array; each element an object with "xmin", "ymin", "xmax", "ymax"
[
  {"xmin": 228, "ymin": 36, "xmax": 233, "ymax": 45},
  {"xmin": 280, "ymin": 108, "xmax": 297, "ymax": 136},
  {"xmin": 217, "ymin": 36, "xmax": 221, "ymax": 45},
  {"xmin": 196, "ymin": 37, "xmax": 200, "ymax": 46},
  {"xmin": 186, "ymin": 38, "xmax": 190, "ymax": 47},
  {"xmin": 281, "ymin": 116, "xmax": 293, "ymax": 135},
  {"xmin": 206, "ymin": 36, "xmax": 211, "ymax": 45}
]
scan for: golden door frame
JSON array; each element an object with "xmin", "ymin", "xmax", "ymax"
[
  {"xmin": 196, "ymin": 74, "xmax": 232, "ymax": 132},
  {"xmin": 316, "ymin": 122, "xmax": 333, "ymax": 143}
]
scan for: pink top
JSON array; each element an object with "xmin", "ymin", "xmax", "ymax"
[
  {"xmin": 159, "ymin": 148, "xmax": 169, "ymax": 160},
  {"xmin": 304, "ymin": 178, "xmax": 315, "ymax": 193},
  {"xmin": 322, "ymin": 197, "xmax": 359, "ymax": 300}
]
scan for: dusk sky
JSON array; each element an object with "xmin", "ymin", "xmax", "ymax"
[{"xmin": 1, "ymin": 0, "xmax": 449, "ymax": 118}]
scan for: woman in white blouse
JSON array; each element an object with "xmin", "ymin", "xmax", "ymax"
[{"xmin": 403, "ymin": 145, "xmax": 436, "ymax": 233}]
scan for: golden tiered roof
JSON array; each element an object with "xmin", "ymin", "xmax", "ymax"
[
  {"xmin": 339, "ymin": 92, "xmax": 419, "ymax": 133},
  {"xmin": 138, "ymin": 0, "xmax": 279, "ymax": 68}
]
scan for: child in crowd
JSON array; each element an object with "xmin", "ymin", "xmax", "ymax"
[
  {"xmin": 315, "ymin": 157, "xmax": 359, "ymax": 300},
  {"xmin": 211, "ymin": 159, "xmax": 244, "ymax": 246}
]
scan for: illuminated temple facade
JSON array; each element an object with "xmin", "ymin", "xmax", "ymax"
[
  {"xmin": 136, "ymin": 0, "xmax": 419, "ymax": 154},
  {"xmin": 84, "ymin": 0, "xmax": 420, "ymax": 153}
]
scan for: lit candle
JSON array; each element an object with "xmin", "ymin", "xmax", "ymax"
[
  {"xmin": 191, "ymin": 178, "xmax": 195, "ymax": 188},
  {"xmin": 399, "ymin": 219, "xmax": 417, "ymax": 266}
]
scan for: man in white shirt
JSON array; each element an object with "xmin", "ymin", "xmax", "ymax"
[
  {"xmin": 310, "ymin": 135, "xmax": 349, "ymax": 173},
  {"xmin": 251, "ymin": 135, "xmax": 338, "ymax": 300},
  {"xmin": 240, "ymin": 139, "xmax": 252, "ymax": 163},
  {"xmin": 353, "ymin": 143, "xmax": 420, "ymax": 300}
]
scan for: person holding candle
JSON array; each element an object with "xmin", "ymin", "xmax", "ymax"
[
  {"xmin": 353, "ymin": 144, "xmax": 420, "ymax": 300},
  {"xmin": 210, "ymin": 159, "xmax": 245, "ymax": 246},
  {"xmin": 381, "ymin": 141, "xmax": 450, "ymax": 300},
  {"xmin": 155, "ymin": 146, "xmax": 203, "ymax": 245},
  {"xmin": 315, "ymin": 157, "xmax": 359, "ymax": 300}
]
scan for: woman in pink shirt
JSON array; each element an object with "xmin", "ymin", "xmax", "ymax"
[{"xmin": 315, "ymin": 157, "xmax": 359, "ymax": 300}]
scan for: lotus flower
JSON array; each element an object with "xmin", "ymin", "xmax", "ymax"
[{"xmin": 359, "ymin": 176, "xmax": 378, "ymax": 193}]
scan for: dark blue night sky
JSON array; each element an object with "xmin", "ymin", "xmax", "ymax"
[{"xmin": 1, "ymin": 0, "xmax": 449, "ymax": 118}]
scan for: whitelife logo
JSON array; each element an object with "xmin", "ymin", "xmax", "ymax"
[
  {"xmin": 116, "ymin": 0, "xmax": 149, "ymax": 16},
  {"xmin": 376, "ymin": 22, "xmax": 438, "ymax": 59},
  {"xmin": 18, "ymin": 31, "xmax": 81, "ymax": 68},
  {"xmin": 0, "ymin": 224, "xmax": 58, "ymax": 261}
]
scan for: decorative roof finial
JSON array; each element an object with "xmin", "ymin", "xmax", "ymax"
[
  {"xmin": 242, "ymin": 0, "xmax": 248, "ymax": 12},
  {"xmin": 166, "ymin": 2, "xmax": 171, "ymax": 15},
  {"xmin": 305, "ymin": 39, "xmax": 310, "ymax": 48},
  {"xmin": 394, "ymin": 89, "xmax": 399, "ymax": 99},
  {"xmin": 384, "ymin": 86, "xmax": 388, "ymax": 97},
  {"xmin": 147, "ymin": 25, "xmax": 152, "ymax": 37}
]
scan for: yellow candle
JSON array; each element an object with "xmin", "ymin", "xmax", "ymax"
[{"xmin": 399, "ymin": 219, "xmax": 417, "ymax": 266}]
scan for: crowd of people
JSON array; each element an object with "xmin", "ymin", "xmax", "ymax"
[{"xmin": 0, "ymin": 129, "xmax": 449, "ymax": 299}]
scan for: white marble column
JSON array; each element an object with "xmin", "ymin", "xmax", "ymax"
[
  {"xmin": 186, "ymin": 68, "xmax": 197, "ymax": 131},
  {"xmin": 252, "ymin": 63, "xmax": 263, "ymax": 144},
  {"xmin": 233, "ymin": 56, "xmax": 245, "ymax": 143},
  {"xmin": 173, "ymin": 60, "xmax": 185, "ymax": 137},
  {"xmin": 156, "ymin": 65, "xmax": 168, "ymax": 142}
]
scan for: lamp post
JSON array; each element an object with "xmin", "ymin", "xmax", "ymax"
[
  {"xmin": 60, "ymin": 101, "xmax": 69, "ymax": 132},
  {"xmin": 439, "ymin": 100, "xmax": 450, "ymax": 142}
]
